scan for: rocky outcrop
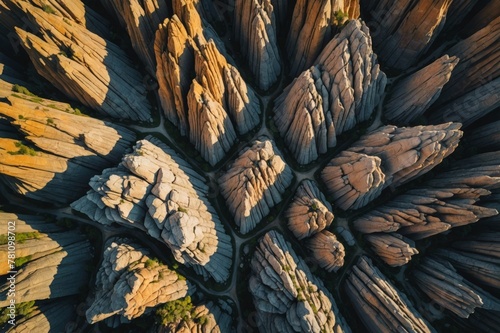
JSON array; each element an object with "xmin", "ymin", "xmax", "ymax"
[
  {"xmin": 6, "ymin": 1, "xmax": 152, "ymax": 121},
  {"xmin": 72, "ymin": 136, "xmax": 233, "ymax": 283},
  {"xmin": 306, "ymin": 230, "xmax": 345, "ymax": 273},
  {"xmin": 461, "ymin": 0, "xmax": 500, "ymax": 37},
  {"xmin": 413, "ymin": 257, "xmax": 500, "ymax": 318},
  {"xmin": 0, "ymin": 213, "xmax": 92, "ymax": 306},
  {"xmin": 274, "ymin": 20, "xmax": 386, "ymax": 164},
  {"xmin": 86, "ymin": 238, "xmax": 194, "ymax": 326},
  {"xmin": 467, "ymin": 120, "xmax": 500, "ymax": 151},
  {"xmin": 219, "ymin": 137, "xmax": 293, "ymax": 234},
  {"xmin": 234, "ymin": 0, "xmax": 281, "ymax": 90},
  {"xmin": 321, "ymin": 123, "xmax": 462, "ymax": 210},
  {"xmin": 250, "ymin": 230, "xmax": 350, "ymax": 333},
  {"xmin": 286, "ymin": 180, "xmax": 333, "ymax": 240},
  {"xmin": 384, "ymin": 55, "xmax": 459, "ymax": 124},
  {"xmin": 286, "ymin": 0, "xmax": 360, "ymax": 76},
  {"xmin": 365, "ymin": 233, "xmax": 418, "ymax": 267},
  {"xmin": 346, "ymin": 256, "xmax": 433, "ymax": 333},
  {"xmin": 369, "ymin": 0, "xmax": 453, "ymax": 70}
]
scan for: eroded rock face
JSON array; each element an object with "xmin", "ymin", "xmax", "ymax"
[
  {"xmin": 467, "ymin": 120, "xmax": 500, "ymax": 151},
  {"xmin": 72, "ymin": 136, "xmax": 233, "ymax": 283},
  {"xmin": 250, "ymin": 230, "xmax": 350, "ymax": 333},
  {"xmin": 86, "ymin": 238, "xmax": 194, "ymax": 326},
  {"xmin": 365, "ymin": 233, "xmax": 418, "ymax": 267},
  {"xmin": 346, "ymin": 256, "xmax": 433, "ymax": 333},
  {"xmin": 321, "ymin": 123, "xmax": 462, "ymax": 210},
  {"xmin": 275, "ymin": 19, "xmax": 386, "ymax": 164},
  {"xmin": 234, "ymin": 0, "xmax": 281, "ymax": 90},
  {"xmin": 286, "ymin": 0, "xmax": 360, "ymax": 76},
  {"xmin": 413, "ymin": 257, "xmax": 500, "ymax": 318},
  {"xmin": 219, "ymin": 137, "xmax": 293, "ymax": 234},
  {"xmin": 306, "ymin": 230, "xmax": 345, "ymax": 273},
  {"xmin": 286, "ymin": 180, "xmax": 333, "ymax": 240}
]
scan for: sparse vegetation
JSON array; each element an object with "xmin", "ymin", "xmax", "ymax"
[
  {"xmin": 14, "ymin": 255, "xmax": 32, "ymax": 268},
  {"xmin": 333, "ymin": 10, "xmax": 349, "ymax": 28},
  {"xmin": 12, "ymin": 84, "xmax": 35, "ymax": 97},
  {"xmin": 145, "ymin": 257, "xmax": 161, "ymax": 269},
  {"xmin": 8, "ymin": 141, "xmax": 38, "ymax": 156},
  {"xmin": 156, "ymin": 296, "xmax": 194, "ymax": 325},
  {"xmin": 0, "ymin": 232, "xmax": 41, "ymax": 245},
  {"xmin": 46, "ymin": 118, "xmax": 54, "ymax": 124},
  {"xmin": 0, "ymin": 301, "xmax": 36, "ymax": 325},
  {"xmin": 178, "ymin": 206, "xmax": 188, "ymax": 213},
  {"xmin": 42, "ymin": 4, "xmax": 56, "ymax": 14},
  {"xmin": 18, "ymin": 115, "xmax": 24, "ymax": 119}
]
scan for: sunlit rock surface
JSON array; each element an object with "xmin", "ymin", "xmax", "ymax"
[
  {"xmin": 365, "ymin": 233, "xmax": 418, "ymax": 267},
  {"xmin": 275, "ymin": 19, "xmax": 386, "ymax": 164},
  {"xmin": 306, "ymin": 230, "xmax": 345, "ymax": 273},
  {"xmin": 321, "ymin": 123, "xmax": 462, "ymax": 210},
  {"xmin": 72, "ymin": 136, "xmax": 233, "ymax": 283},
  {"xmin": 346, "ymin": 256, "xmax": 433, "ymax": 333},
  {"xmin": 219, "ymin": 137, "xmax": 293, "ymax": 234},
  {"xmin": 249, "ymin": 230, "xmax": 351, "ymax": 333},
  {"xmin": 86, "ymin": 237, "xmax": 194, "ymax": 326}
]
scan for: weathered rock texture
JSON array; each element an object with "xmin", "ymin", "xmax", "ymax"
[
  {"xmin": 306, "ymin": 230, "xmax": 345, "ymax": 272},
  {"xmin": 321, "ymin": 123, "xmax": 462, "ymax": 210},
  {"xmin": 154, "ymin": 2, "xmax": 260, "ymax": 164},
  {"xmin": 234, "ymin": 0, "xmax": 281, "ymax": 90},
  {"xmin": 275, "ymin": 19, "xmax": 386, "ymax": 164},
  {"xmin": 346, "ymin": 256, "xmax": 433, "ymax": 333},
  {"xmin": 286, "ymin": 0, "xmax": 360, "ymax": 76},
  {"xmin": 365, "ymin": 233, "xmax": 418, "ymax": 267},
  {"xmin": 384, "ymin": 55, "xmax": 459, "ymax": 124},
  {"xmin": 286, "ymin": 180, "xmax": 333, "ymax": 240},
  {"xmin": 0, "ymin": 86, "xmax": 136, "ymax": 205},
  {"xmin": 250, "ymin": 230, "xmax": 350, "ymax": 333},
  {"xmin": 86, "ymin": 238, "xmax": 194, "ymax": 325},
  {"xmin": 219, "ymin": 137, "xmax": 293, "ymax": 234},
  {"xmin": 4, "ymin": 1, "xmax": 152, "ymax": 121},
  {"xmin": 72, "ymin": 136, "xmax": 232, "ymax": 283},
  {"xmin": 467, "ymin": 121, "xmax": 500, "ymax": 152},
  {"xmin": 413, "ymin": 257, "xmax": 500, "ymax": 318},
  {"xmin": 369, "ymin": 0, "xmax": 453, "ymax": 70},
  {"xmin": 0, "ymin": 213, "xmax": 91, "ymax": 306}
]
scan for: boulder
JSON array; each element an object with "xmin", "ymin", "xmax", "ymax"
[
  {"xmin": 306, "ymin": 230, "xmax": 345, "ymax": 272},
  {"xmin": 365, "ymin": 233, "xmax": 418, "ymax": 267}
]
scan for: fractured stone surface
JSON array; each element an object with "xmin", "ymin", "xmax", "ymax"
[{"xmin": 306, "ymin": 230, "xmax": 345, "ymax": 273}]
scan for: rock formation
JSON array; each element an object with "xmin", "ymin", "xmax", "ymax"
[
  {"xmin": 249, "ymin": 230, "xmax": 350, "ymax": 333},
  {"xmin": 275, "ymin": 19, "xmax": 386, "ymax": 164},
  {"xmin": 467, "ymin": 121, "xmax": 500, "ymax": 151},
  {"xmin": 86, "ymin": 238, "xmax": 194, "ymax": 326},
  {"xmin": 286, "ymin": 0, "xmax": 360, "ymax": 76},
  {"xmin": 321, "ymin": 123, "xmax": 462, "ymax": 210},
  {"xmin": 384, "ymin": 55, "xmax": 459, "ymax": 124},
  {"xmin": 3, "ymin": 0, "xmax": 152, "ymax": 121},
  {"xmin": 286, "ymin": 180, "xmax": 333, "ymax": 240},
  {"xmin": 413, "ymin": 257, "xmax": 500, "ymax": 318},
  {"xmin": 72, "ymin": 136, "xmax": 233, "ymax": 283},
  {"xmin": 234, "ymin": 0, "xmax": 281, "ymax": 90},
  {"xmin": 368, "ymin": 0, "xmax": 453, "ymax": 70},
  {"xmin": 306, "ymin": 230, "xmax": 345, "ymax": 272},
  {"xmin": 0, "ymin": 213, "xmax": 92, "ymax": 306},
  {"xmin": 346, "ymin": 256, "xmax": 433, "ymax": 333},
  {"xmin": 365, "ymin": 233, "xmax": 418, "ymax": 267},
  {"xmin": 219, "ymin": 137, "xmax": 293, "ymax": 234}
]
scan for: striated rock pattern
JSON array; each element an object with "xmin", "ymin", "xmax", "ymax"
[
  {"xmin": 346, "ymin": 256, "xmax": 433, "ymax": 333},
  {"xmin": 369, "ymin": 0, "xmax": 453, "ymax": 70},
  {"xmin": 7, "ymin": 1, "xmax": 152, "ymax": 121},
  {"xmin": 321, "ymin": 123, "xmax": 462, "ymax": 210},
  {"xmin": 413, "ymin": 257, "xmax": 500, "ymax": 318},
  {"xmin": 365, "ymin": 233, "xmax": 418, "ymax": 267},
  {"xmin": 72, "ymin": 136, "xmax": 233, "ymax": 283},
  {"xmin": 0, "ymin": 213, "xmax": 91, "ymax": 306},
  {"xmin": 219, "ymin": 137, "xmax": 293, "ymax": 234},
  {"xmin": 384, "ymin": 55, "xmax": 459, "ymax": 124},
  {"xmin": 286, "ymin": 180, "xmax": 333, "ymax": 240},
  {"xmin": 275, "ymin": 20, "xmax": 386, "ymax": 164},
  {"xmin": 249, "ymin": 230, "xmax": 350, "ymax": 333},
  {"xmin": 467, "ymin": 120, "xmax": 500, "ymax": 151},
  {"xmin": 306, "ymin": 230, "xmax": 345, "ymax": 272},
  {"xmin": 86, "ymin": 238, "xmax": 194, "ymax": 325},
  {"xmin": 286, "ymin": 0, "xmax": 360, "ymax": 76},
  {"xmin": 234, "ymin": 0, "xmax": 281, "ymax": 90}
]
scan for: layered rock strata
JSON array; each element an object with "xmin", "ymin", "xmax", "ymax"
[
  {"xmin": 365, "ymin": 233, "xmax": 418, "ymax": 267},
  {"xmin": 274, "ymin": 19, "xmax": 386, "ymax": 164},
  {"xmin": 219, "ymin": 137, "xmax": 293, "ymax": 234},
  {"xmin": 321, "ymin": 123, "xmax": 462, "ymax": 210},
  {"xmin": 286, "ymin": 180, "xmax": 333, "ymax": 240},
  {"xmin": 413, "ymin": 257, "xmax": 500, "ymax": 318},
  {"xmin": 467, "ymin": 120, "xmax": 500, "ymax": 151},
  {"xmin": 346, "ymin": 256, "xmax": 433, "ymax": 333},
  {"xmin": 72, "ymin": 136, "xmax": 232, "ymax": 283},
  {"xmin": 286, "ymin": 0, "xmax": 360, "ymax": 76},
  {"xmin": 86, "ymin": 238, "xmax": 194, "ymax": 325},
  {"xmin": 306, "ymin": 230, "xmax": 345, "ymax": 272},
  {"xmin": 234, "ymin": 0, "xmax": 281, "ymax": 90},
  {"xmin": 250, "ymin": 230, "xmax": 350, "ymax": 333}
]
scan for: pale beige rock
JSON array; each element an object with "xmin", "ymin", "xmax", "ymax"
[
  {"xmin": 365, "ymin": 233, "xmax": 418, "ymax": 267},
  {"xmin": 306, "ymin": 230, "xmax": 345, "ymax": 272}
]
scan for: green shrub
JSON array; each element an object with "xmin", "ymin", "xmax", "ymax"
[
  {"xmin": 42, "ymin": 4, "xmax": 56, "ymax": 14},
  {"xmin": 156, "ymin": 296, "xmax": 193, "ymax": 325},
  {"xmin": 18, "ymin": 115, "xmax": 24, "ymax": 119},
  {"xmin": 14, "ymin": 255, "xmax": 32, "ymax": 268},
  {"xmin": 0, "ymin": 301, "xmax": 36, "ymax": 324},
  {"xmin": 12, "ymin": 84, "xmax": 35, "ymax": 97},
  {"xmin": 8, "ymin": 141, "xmax": 37, "ymax": 156},
  {"xmin": 46, "ymin": 118, "xmax": 54, "ymax": 124}
]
